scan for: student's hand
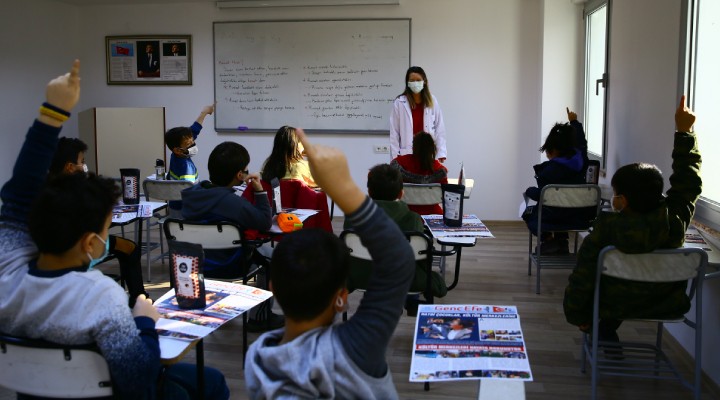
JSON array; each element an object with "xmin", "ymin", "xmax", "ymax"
[
  {"xmin": 132, "ymin": 294, "xmax": 160, "ymax": 322},
  {"xmin": 296, "ymin": 128, "xmax": 365, "ymax": 214},
  {"xmin": 201, "ymin": 103, "xmax": 215, "ymax": 115},
  {"xmin": 39, "ymin": 59, "xmax": 81, "ymax": 127},
  {"xmin": 245, "ymin": 172, "xmax": 264, "ymax": 192},
  {"xmin": 675, "ymin": 95, "xmax": 696, "ymax": 133},
  {"xmin": 566, "ymin": 107, "xmax": 577, "ymax": 122}
]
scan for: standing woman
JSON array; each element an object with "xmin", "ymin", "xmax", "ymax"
[{"xmin": 390, "ymin": 66, "xmax": 447, "ymax": 162}]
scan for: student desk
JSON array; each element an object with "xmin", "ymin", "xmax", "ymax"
[
  {"xmin": 684, "ymin": 226, "xmax": 720, "ymax": 279},
  {"xmin": 447, "ymin": 178, "xmax": 474, "ymax": 199},
  {"xmin": 111, "ymin": 201, "xmax": 166, "ymax": 281},
  {"xmin": 422, "ymin": 215, "xmax": 494, "ymax": 290}
]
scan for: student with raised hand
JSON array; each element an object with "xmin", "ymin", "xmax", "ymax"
[
  {"xmin": 164, "ymin": 103, "xmax": 215, "ymax": 216},
  {"xmin": 48, "ymin": 137, "xmax": 149, "ymax": 304},
  {"xmin": 0, "ymin": 60, "xmax": 229, "ymax": 400},
  {"xmin": 563, "ymin": 96, "xmax": 702, "ymax": 345},
  {"xmin": 245, "ymin": 128, "xmax": 416, "ymax": 399}
]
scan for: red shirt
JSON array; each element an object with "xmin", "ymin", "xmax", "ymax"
[{"xmin": 411, "ymin": 103, "xmax": 424, "ymax": 135}]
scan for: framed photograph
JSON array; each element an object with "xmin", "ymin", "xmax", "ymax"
[{"xmin": 106, "ymin": 35, "xmax": 192, "ymax": 85}]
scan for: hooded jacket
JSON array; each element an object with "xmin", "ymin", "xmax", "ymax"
[{"xmin": 563, "ymin": 131, "xmax": 702, "ymax": 326}]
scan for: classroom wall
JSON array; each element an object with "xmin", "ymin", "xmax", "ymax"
[{"xmin": 3, "ymin": 0, "xmax": 718, "ymax": 387}]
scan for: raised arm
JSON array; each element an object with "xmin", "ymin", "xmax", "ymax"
[
  {"xmin": 298, "ymin": 128, "xmax": 415, "ymax": 378},
  {"xmin": 0, "ymin": 60, "xmax": 81, "ymax": 223},
  {"xmin": 666, "ymin": 95, "xmax": 702, "ymax": 245},
  {"xmin": 195, "ymin": 103, "xmax": 215, "ymax": 125}
]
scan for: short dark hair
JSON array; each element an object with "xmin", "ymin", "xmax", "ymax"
[
  {"xmin": 368, "ymin": 164, "xmax": 403, "ymax": 201},
  {"xmin": 49, "ymin": 137, "xmax": 88, "ymax": 178},
  {"xmin": 29, "ymin": 173, "xmax": 120, "ymax": 255},
  {"xmin": 270, "ymin": 228, "xmax": 349, "ymax": 321},
  {"xmin": 611, "ymin": 163, "xmax": 664, "ymax": 213},
  {"xmin": 208, "ymin": 142, "xmax": 250, "ymax": 187},
  {"xmin": 412, "ymin": 132, "xmax": 437, "ymax": 172},
  {"xmin": 165, "ymin": 127, "xmax": 193, "ymax": 150},
  {"xmin": 540, "ymin": 123, "xmax": 577, "ymax": 157}
]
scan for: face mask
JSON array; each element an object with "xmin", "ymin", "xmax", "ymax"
[
  {"xmin": 86, "ymin": 233, "xmax": 109, "ymax": 271},
  {"xmin": 185, "ymin": 144, "xmax": 198, "ymax": 158},
  {"xmin": 407, "ymin": 81, "xmax": 424, "ymax": 94},
  {"xmin": 82, "ymin": 164, "xmax": 88, "ymax": 173}
]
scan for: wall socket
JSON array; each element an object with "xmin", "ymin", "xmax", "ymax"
[{"xmin": 373, "ymin": 144, "xmax": 390, "ymax": 154}]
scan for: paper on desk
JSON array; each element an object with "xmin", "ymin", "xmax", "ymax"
[
  {"xmin": 154, "ymin": 280, "xmax": 272, "ymax": 341},
  {"xmin": 422, "ymin": 214, "xmax": 494, "ymax": 238}
]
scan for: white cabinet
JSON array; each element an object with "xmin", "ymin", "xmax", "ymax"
[{"xmin": 79, "ymin": 107, "xmax": 166, "ymax": 181}]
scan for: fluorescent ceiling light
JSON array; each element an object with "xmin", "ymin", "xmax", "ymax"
[{"xmin": 217, "ymin": 0, "xmax": 399, "ymax": 8}]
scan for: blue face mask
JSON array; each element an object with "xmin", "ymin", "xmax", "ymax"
[{"xmin": 86, "ymin": 233, "xmax": 109, "ymax": 271}]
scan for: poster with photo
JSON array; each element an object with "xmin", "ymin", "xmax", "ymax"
[
  {"xmin": 106, "ymin": 35, "xmax": 192, "ymax": 85},
  {"xmin": 409, "ymin": 304, "xmax": 533, "ymax": 382},
  {"xmin": 154, "ymin": 280, "xmax": 272, "ymax": 341}
]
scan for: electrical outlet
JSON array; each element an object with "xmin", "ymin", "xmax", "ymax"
[{"xmin": 373, "ymin": 144, "xmax": 390, "ymax": 154}]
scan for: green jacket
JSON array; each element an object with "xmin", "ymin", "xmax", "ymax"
[
  {"xmin": 343, "ymin": 199, "xmax": 447, "ymax": 297},
  {"xmin": 563, "ymin": 132, "xmax": 702, "ymax": 326}
]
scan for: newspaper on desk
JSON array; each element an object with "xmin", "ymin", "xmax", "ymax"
[
  {"xmin": 422, "ymin": 214, "xmax": 494, "ymax": 238},
  {"xmin": 111, "ymin": 203, "xmax": 153, "ymax": 224},
  {"xmin": 409, "ymin": 304, "xmax": 533, "ymax": 383},
  {"xmin": 154, "ymin": 280, "xmax": 272, "ymax": 341}
]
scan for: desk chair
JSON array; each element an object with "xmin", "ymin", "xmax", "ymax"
[
  {"xmin": 527, "ymin": 184, "xmax": 602, "ymax": 294},
  {"xmin": 0, "ymin": 333, "xmax": 113, "ymax": 398},
  {"xmin": 142, "ymin": 179, "xmax": 194, "ymax": 280},
  {"xmin": 163, "ymin": 218, "xmax": 269, "ymax": 364},
  {"xmin": 580, "ymin": 246, "xmax": 707, "ymax": 400},
  {"xmin": 340, "ymin": 230, "xmax": 435, "ymax": 319}
]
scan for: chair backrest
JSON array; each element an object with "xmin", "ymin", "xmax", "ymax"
[
  {"xmin": 0, "ymin": 334, "xmax": 112, "ymax": 398},
  {"xmin": 539, "ymin": 184, "xmax": 602, "ymax": 209},
  {"xmin": 164, "ymin": 218, "xmax": 244, "ymax": 250},
  {"xmin": 402, "ymin": 183, "xmax": 443, "ymax": 206},
  {"xmin": 598, "ymin": 246, "xmax": 707, "ymax": 283},
  {"xmin": 341, "ymin": 230, "xmax": 432, "ymax": 262},
  {"xmin": 143, "ymin": 179, "xmax": 194, "ymax": 202}
]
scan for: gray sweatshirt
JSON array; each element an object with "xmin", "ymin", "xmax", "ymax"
[{"xmin": 245, "ymin": 198, "xmax": 415, "ymax": 399}]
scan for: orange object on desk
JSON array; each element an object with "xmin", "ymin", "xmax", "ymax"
[{"xmin": 278, "ymin": 213, "xmax": 303, "ymax": 233}]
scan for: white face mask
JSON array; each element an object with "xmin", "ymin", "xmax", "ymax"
[
  {"xmin": 185, "ymin": 144, "xmax": 199, "ymax": 158},
  {"xmin": 407, "ymin": 81, "xmax": 424, "ymax": 94}
]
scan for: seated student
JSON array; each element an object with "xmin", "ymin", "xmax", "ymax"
[
  {"xmin": 48, "ymin": 137, "xmax": 148, "ymax": 304},
  {"xmin": 0, "ymin": 60, "xmax": 229, "ymax": 400},
  {"xmin": 343, "ymin": 163, "xmax": 447, "ymax": 315},
  {"xmin": 245, "ymin": 128, "xmax": 416, "ymax": 399},
  {"xmin": 563, "ymin": 96, "xmax": 702, "ymax": 344},
  {"xmin": 261, "ymin": 125, "xmax": 317, "ymax": 187},
  {"xmin": 391, "ymin": 132, "xmax": 448, "ymax": 215},
  {"xmin": 164, "ymin": 103, "xmax": 214, "ymax": 216},
  {"xmin": 181, "ymin": 141, "xmax": 283, "ymax": 331},
  {"xmin": 522, "ymin": 108, "xmax": 591, "ymax": 254}
]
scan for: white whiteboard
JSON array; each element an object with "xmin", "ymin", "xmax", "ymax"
[{"xmin": 213, "ymin": 19, "xmax": 411, "ymax": 133}]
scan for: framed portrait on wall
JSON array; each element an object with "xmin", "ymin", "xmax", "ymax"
[{"xmin": 105, "ymin": 35, "xmax": 192, "ymax": 85}]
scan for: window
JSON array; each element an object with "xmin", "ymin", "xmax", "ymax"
[
  {"xmin": 583, "ymin": 0, "xmax": 610, "ymax": 164},
  {"xmin": 684, "ymin": 0, "xmax": 720, "ymax": 229}
]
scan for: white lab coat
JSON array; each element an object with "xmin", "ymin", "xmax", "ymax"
[{"xmin": 389, "ymin": 94, "xmax": 447, "ymax": 159}]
